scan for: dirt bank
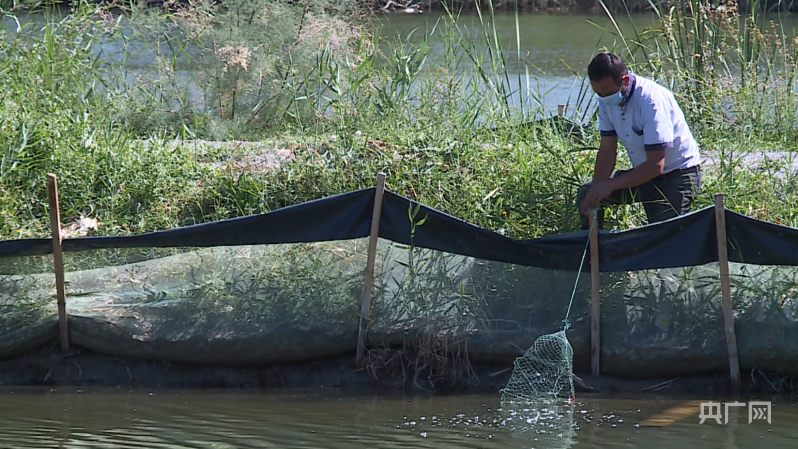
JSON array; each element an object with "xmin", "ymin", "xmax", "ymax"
[{"xmin": 1, "ymin": 340, "xmax": 794, "ymax": 400}]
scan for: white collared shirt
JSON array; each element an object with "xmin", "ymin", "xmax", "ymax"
[{"xmin": 598, "ymin": 74, "xmax": 701, "ymax": 173}]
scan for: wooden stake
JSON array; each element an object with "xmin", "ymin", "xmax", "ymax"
[
  {"xmin": 714, "ymin": 193, "xmax": 741, "ymax": 396},
  {"xmin": 589, "ymin": 209, "xmax": 601, "ymax": 376},
  {"xmin": 47, "ymin": 173, "xmax": 70, "ymax": 351},
  {"xmin": 558, "ymin": 104, "xmax": 566, "ymax": 117},
  {"xmin": 356, "ymin": 173, "xmax": 387, "ymax": 365}
]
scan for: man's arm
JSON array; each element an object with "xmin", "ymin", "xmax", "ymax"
[
  {"xmin": 604, "ymin": 149, "xmax": 665, "ymax": 191},
  {"xmin": 593, "ymin": 102, "xmax": 619, "ymax": 182},
  {"xmin": 593, "ymin": 135, "xmax": 618, "ymax": 183},
  {"xmin": 581, "ymin": 135, "xmax": 619, "ymax": 213},
  {"xmin": 583, "ymin": 146, "xmax": 665, "ymax": 212}
]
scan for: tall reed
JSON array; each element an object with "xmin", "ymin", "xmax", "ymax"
[
  {"xmin": 1, "ymin": 1, "xmax": 798, "ymax": 387},
  {"xmin": 1, "ymin": 0, "xmax": 798, "ymax": 240}
]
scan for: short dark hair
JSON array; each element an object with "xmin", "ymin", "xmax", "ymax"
[{"xmin": 587, "ymin": 52, "xmax": 628, "ymax": 85}]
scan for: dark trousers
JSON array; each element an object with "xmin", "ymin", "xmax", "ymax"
[{"xmin": 577, "ymin": 165, "xmax": 702, "ymax": 230}]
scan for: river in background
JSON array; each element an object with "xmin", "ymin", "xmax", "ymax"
[
  {"xmin": 0, "ymin": 387, "xmax": 796, "ymax": 448},
  {"xmin": 372, "ymin": 11, "xmax": 798, "ymax": 117},
  {"xmin": 374, "ymin": 11, "xmax": 659, "ymax": 118},
  {"xmin": 374, "ymin": 11, "xmax": 661, "ymax": 76},
  {"xmin": 5, "ymin": 8, "xmax": 798, "ymax": 120}
]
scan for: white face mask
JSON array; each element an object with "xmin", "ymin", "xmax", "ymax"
[
  {"xmin": 598, "ymin": 76, "xmax": 629, "ymax": 107},
  {"xmin": 599, "ymin": 89, "xmax": 624, "ymax": 107}
]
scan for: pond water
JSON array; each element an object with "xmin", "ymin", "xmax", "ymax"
[
  {"xmin": 5, "ymin": 8, "xmax": 798, "ymax": 119},
  {"xmin": 372, "ymin": 11, "xmax": 798, "ymax": 116},
  {"xmin": 0, "ymin": 388, "xmax": 796, "ymax": 448},
  {"xmin": 372, "ymin": 12, "xmax": 661, "ymax": 116},
  {"xmin": 375, "ymin": 12, "xmax": 660, "ymax": 76}
]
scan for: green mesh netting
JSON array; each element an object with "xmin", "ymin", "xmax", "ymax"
[
  {"xmin": 500, "ymin": 330, "xmax": 575, "ymax": 403},
  {"xmin": 0, "ymin": 255, "xmax": 59, "ymax": 359},
  {"xmin": 498, "ymin": 214, "xmax": 592, "ymax": 405}
]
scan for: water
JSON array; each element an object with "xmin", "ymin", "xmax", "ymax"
[
  {"xmin": 0, "ymin": 388, "xmax": 796, "ymax": 448},
  {"xmin": 374, "ymin": 11, "xmax": 798, "ymax": 73},
  {"xmin": 374, "ymin": 12, "xmax": 659, "ymax": 76},
  {"xmin": 6, "ymin": 8, "xmax": 798, "ymax": 119},
  {"xmin": 371, "ymin": 12, "xmax": 659, "ymax": 116},
  {"xmin": 372, "ymin": 11, "xmax": 798, "ymax": 116}
]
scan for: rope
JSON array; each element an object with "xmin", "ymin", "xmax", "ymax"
[{"xmin": 562, "ymin": 207, "xmax": 600, "ymax": 331}]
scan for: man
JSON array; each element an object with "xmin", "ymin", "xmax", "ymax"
[{"xmin": 577, "ymin": 52, "xmax": 702, "ymax": 230}]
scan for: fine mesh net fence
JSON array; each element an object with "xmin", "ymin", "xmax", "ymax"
[
  {"xmin": 60, "ymin": 241, "xmax": 368, "ymax": 365},
  {"xmin": 599, "ymin": 263, "xmax": 728, "ymax": 377},
  {"xmin": 0, "ymin": 187, "xmax": 797, "ymax": 401},
  {"xmin": 1, "ymin": 238, "xmax": 798, "ymax": 378},
  {"xmin": 729, "ymin": 262, "xmax": 798, "ymax": 378},
  {"xmin": 364, "ymin": 238, "xmax": 598, "ymax": 392},
  {"xmin": 0, "ymin": 255, "xmax": 59, "ymax": 359},
  {"xmin": 598, "ymin": 263, "xmax": 798, "ymax": 379}
]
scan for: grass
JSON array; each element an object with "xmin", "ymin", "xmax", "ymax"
[
  {"xmin": 0, "ymin": 0, "xmax": 797, "ymax": 242},
  {"xmin": 0, "ymin": 0, "xmax": 797, "ymax": 386}
]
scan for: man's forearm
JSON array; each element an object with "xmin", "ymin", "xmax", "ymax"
[
  {"xmin": 606, "ymin": 160, "xmax": 663, "ymax": 190},
  {"xmin": 593, "ymin": 145, "xmax": 617, "ymax": 183}
]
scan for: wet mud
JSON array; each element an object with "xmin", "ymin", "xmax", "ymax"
[{"xmin": 0, "ymin": 340, "xmax": 794, "ymax": 401}]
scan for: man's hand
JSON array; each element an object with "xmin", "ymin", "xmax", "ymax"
[{"xmin": 581, "ymin": 181, "xmax": 614, "ymax": 215}]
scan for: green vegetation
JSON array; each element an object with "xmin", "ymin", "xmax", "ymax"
[
  {"xmin": 0, "ymin": 0, "xmax": 797, "ymax": 387},
  {"xmin": 0, "ymin": 0, "xmax": 796, "ymax": 243}
]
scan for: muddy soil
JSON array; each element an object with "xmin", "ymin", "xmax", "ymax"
[{"xmin": 0, "ymin": 340, "xmax": 793, "ymax": 400}]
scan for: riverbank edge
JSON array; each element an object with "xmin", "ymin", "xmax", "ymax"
[
  {"xmin": 17, "ymin": 0, "xmax": 792, "ymax": 17},
  {"xmin": 333, "ymin": 0, "xmax": 795, "ymax": 16},
  {"xmin": 1, "ymin": 340, "xmax": 792, "ymax": 400}
]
